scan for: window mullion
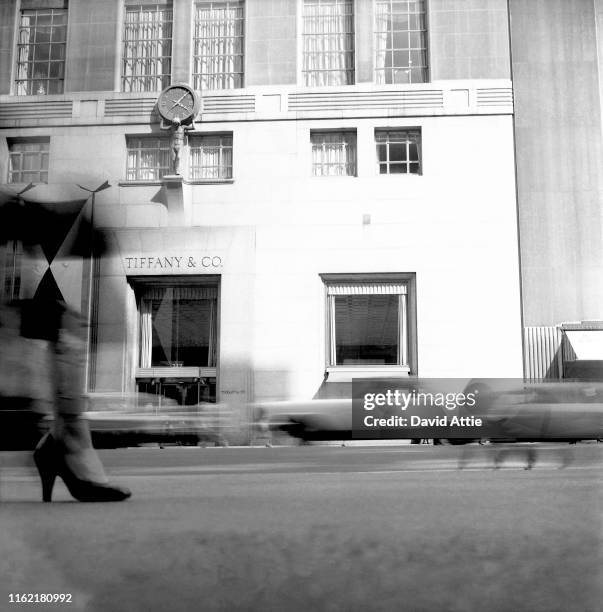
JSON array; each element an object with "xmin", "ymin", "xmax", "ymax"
[{"xmin": 328, "ymin": 295, "xmax": 336, "ymax": 366}]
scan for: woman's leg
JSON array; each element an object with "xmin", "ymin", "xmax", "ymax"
[{"xmin": 51, "ymin": 308, "xmax": 108, "ymax": 484}]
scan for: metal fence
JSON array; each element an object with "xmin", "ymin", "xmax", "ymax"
[{"xmin": 523, "ymin": 326, "xmax": 563, "ymax": 382}]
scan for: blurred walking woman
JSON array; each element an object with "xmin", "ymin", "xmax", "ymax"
[{"xmin": 0, "ymin": 192, "xmax": 130, "ymax": 502}]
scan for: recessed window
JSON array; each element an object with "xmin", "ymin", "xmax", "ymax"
[
  {"xmin": 303, "ymin": 0, "xmax": 354, "ymax": 87},
  {"xmin": 325, "ymin": 279, "xmax": 410, "ymax": 368},
  {"xmin": 121, "ymin": 4, "xmax": 173, "ymax": 92},
  {"xmin": 138, "ymin": 284, "xmax": 218, "ymax": 368},
  {"xmin": 189, "ymin": 133, "xmax": 233, "ymax": 180},
  {"xmin": 135, "ymin": 281, "xmax": 219, "ymax": 405},
  {"xmin": 375, "ymin": 128, "xmax": 421, "ymax": 174},
  {"xmin": 375, "ymin": 0, "xmax": 428, "ymax": 84},
  {"xmin": 193, "ymin": 1, "xmax": 244, "ymax": 90},
  {"xmin": 126, "ymin": 136, "xmax": 170, "ymax": 181},
  {"xmin": 311, "ymin": 131, "xmax": 356, "ymax": 176},
  {"xmin": 15, "ymin": 6, "xmax": 67, "ymax": 95},
  {"xmin": 8, "ymin": 138, "xmax": 49, "ymax": 184}
]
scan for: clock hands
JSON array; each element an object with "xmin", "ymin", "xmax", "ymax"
[{"xmin": 168, "ymin": 92, "xmax": 191, "ymax": 113}]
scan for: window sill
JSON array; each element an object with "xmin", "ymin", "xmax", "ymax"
[
  {"xmin": 312, "ymin": 175, "xmax": 357, "ymax": 179},
  {"xmin": 325, "ymin": 366, "xmax": 410, "ymax": 382},
  {"xmin": 136, "ymin": 367, "xmax": 217, "ymax": 379},
  {"xmin": 376, "ymin": 173, "xmax": 422, "ymax": 177},
  {"xmin": 119, "ymin": 178, "xmax": 234, "ymax": 186},
  {"xmin": 119, "ymin": 180, "xmax": 164, "ymax": 187},
  {"xmin": 185, "ymin": 178, "xmax": 234, "ymax": 185}
]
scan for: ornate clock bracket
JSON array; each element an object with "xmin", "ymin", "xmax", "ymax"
[
  {"xmin": 160, "ymin": 117, "xmax": 194, "ymax": 176},
  {"xmin": 157, "ymin": 83, "xmax": 201, "ymax": 176},
  {"xmin": 155, "ymin": 84, "xmax": 201, "ymax": 224}
]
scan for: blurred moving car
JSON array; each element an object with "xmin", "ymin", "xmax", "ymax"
[
  {"xmin": 0, "ymin": 393, "xmax": 232, "ymax": 450},
  {"xmin": 259, "ymin": 380, "xmax": 603, "ymax": 444},
  {"xmin": 87, "ymin": 395, "xmax": 231, "ymax": 448},
  {"xmin": 259, "ymin": 399, "xmax": 352, "ymax": 442},
  {"xmin": 465, "ymin": 379, "xmax": 603, "ymax": 442}
]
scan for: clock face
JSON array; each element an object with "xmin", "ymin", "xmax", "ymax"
[{"xmin": 158, "ymin": 85, "xmax": 196, "ymax": 124}]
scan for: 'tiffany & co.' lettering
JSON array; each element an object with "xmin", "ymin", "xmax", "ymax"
[{"xmin": 124, "ymin": 255, "xmax": 223, "ymax": 270}]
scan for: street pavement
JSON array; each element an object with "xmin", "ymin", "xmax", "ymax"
[{"xmin": 1, "ymin": 444, "xmax": 602, "ymax": 612}]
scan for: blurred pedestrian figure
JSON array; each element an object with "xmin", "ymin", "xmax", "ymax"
[
  {"xmin": 254, "ymin": 407, "xmax": 273, "ymax": 447},
  {"xmin": 0, "ymin": 192, "xmax": 130, "ymax": 502}
]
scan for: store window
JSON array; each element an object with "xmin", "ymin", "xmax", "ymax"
[
  {"xmin": 135, "ymin": 280, "xmax": 219, "ymax": 407},
  {"xmin": 2, "ymin": 241, "xmax": 23, "ymax": 301},
  {"xmin": 375, "ymin": 128, "xmax": 421, "ymax": 174},
  {"xmin": 302, "ymin": 0, "xmax": 355, "ymax": 87},
  {"xmin": 311, "ymin": 131, "xmax": 356, "ymax": 177},
  {"xmin": 193, "ymin": 0, "xmax": 244, "ymax": 90},
  {"xmin": 374, "ymin": 0, "xmax": 428, "ymax": 84},
  {"xmin": 8, "ymin": 138, "xmax": 49, "ymax": 184},
  {"xmin": 189, "ymin": 133, "xmax": 233, "ymax": 180},
  {"xmin": 137, "ymin": 378, "xmax": 217, "ymax": 407},
  {"xmin": 15, "ymin": 4, "xmax": 68, "ymax": 95},
  {"xmin": 126, "ymin": 136, "xmax": 170, "ymax": 181},
  {"xmin": 121, "ymin": 3, "xmax": 173, "ymax": 92},
  {"xmin": 324, "ymin": 278, "xmax": 411, "ymax": 369},
  {"xmin": 138, "ymin": 285, "xmax": 218, "ymax": 368}
]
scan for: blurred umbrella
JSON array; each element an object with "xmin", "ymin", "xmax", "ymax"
[{"xmin": 0, "ymin": 191, "xmax": 106, "ymax": 257}]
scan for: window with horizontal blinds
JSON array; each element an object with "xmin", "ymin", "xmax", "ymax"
[
  {"xmin": 140, "ymin": 286, "xmax": 218, "ymax": 300},
  {"xmin": 325, "ymin": 279, "xmax": 408, "ymax": 367},
  {"xmin": 334, "ymin": 295, "xmax": 400, "ymax": 365}
]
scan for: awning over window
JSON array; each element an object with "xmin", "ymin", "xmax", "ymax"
[
  {"xmin": 140, "ymin": 286, "xmax": 218, "ymax": 300},
  {"xmin": 326, "ymin": 283, "xmax": 406, "ymax": 295}
]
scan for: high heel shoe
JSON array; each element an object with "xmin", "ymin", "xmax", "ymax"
[{"xmin": 33, "ymin": 433, "xmax": 131, "ymax": 502}]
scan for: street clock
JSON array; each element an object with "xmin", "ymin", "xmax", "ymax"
[{"xmin": 157, "ymin": 84, "xmax": 199, "ymax": 126}]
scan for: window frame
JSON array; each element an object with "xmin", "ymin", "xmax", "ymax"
[
  {"xmin": 14, "ymin": 6, "xmax": 68, "ymax": 96},
  {"xmin": 321, "ymin": 273, "xmax": 417, "ymax": 378},
  {"xmin": 188, "ymin": 132, "xmax": 233, "ymax": 182},
  {"xmin": 192, "ymin": 0, "xmax": 245, "ymax": 91},
  {"xmin": 373, "ymin": 0, "xmax": 429, "ymax": 85},
  {"xmin": 301, "ymin": 0, "xmax": 355, "ymax": 87},
  {"xmin": 131, "ymin": 276, "xmax": 221, "ymax": 405},
  {"xmin": 7, "ymin": 137, "xmax": 50, "ymax": 184},
  {"xmin": 121, "ymin": 3, "xmax": 173, "ymax": 93},
  {"xmin": 136, "ymin": 282, "xmax": 219, "ymax": 369},
  {"xmin": 375, "ymin": 127, "xmax": 422, "ymax": 175},
  {"xmin": 125, "ymin": 135, "xmax": 171, "ymax": 182},
  {"xmin": 310, "ymin": 129, "xmax": 357, "ymax": 177}
]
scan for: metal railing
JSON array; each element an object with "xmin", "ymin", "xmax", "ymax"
[{"xmin": 523, "ymin": 326, "xmax": 563, "ymax": 382}]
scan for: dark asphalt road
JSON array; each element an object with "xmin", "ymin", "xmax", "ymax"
[{"xmin": 1, "ymin": 444, "xmax": 602, "ymax": 612}]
